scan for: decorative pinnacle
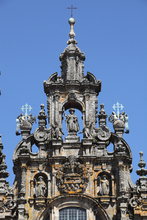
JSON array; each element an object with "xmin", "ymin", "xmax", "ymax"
[
  {"xmin": 0, "ymin": 135, "xmax": 3, "ymax": 152},
  {"xmin": 136, "ymin": 151, "xmax": 147, "ymax": 176},
  {"xmin": 67, "ymin": 17, "xmax": 77, "ymax": 45},
  {"xmin": 0, "ymin": 136, "xmax": 9, "ymax": 179},
  {"xmin": 138, "ymin": 152, "xmax": 146, "ymax": 169},
  {"xmin": 99, "ymin": 104, "xmax": 105, "ymax": 114},
  {"xmin": 98, "ymin": 104, "xmax": 107, "ymax": 126},
  {"xmin": 38, "ymin": 104, "xmax": 47, "ymax": 128}
]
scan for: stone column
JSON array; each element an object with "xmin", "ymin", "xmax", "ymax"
[
  {"xmin": 51, "ymin": 172, "xmax": 57, "ymax": 196},
  {"xmin": 84, "ymin": 93, "xmax": 90, "ymax": 125},
  {"xmin": 20, "ymin": 164, "xmax": 27, "ymax": 196},
  {"xmin": 30, "ymin": 180, "xmax": 34, "ymax": 197},
  {"xmin": 54, "ymin": 94, "xmax": 60, "ymax": 126},
  {"xmin": 48, "ymin": 174, "xmax": 51, "ymax": 198},
  {"xmin": 117, "ymin": 161, "xmax": 129, "ymax": 220},
  {"xmin": 17, "ymin": 163, "xmax": 27, "ymax": 220}
]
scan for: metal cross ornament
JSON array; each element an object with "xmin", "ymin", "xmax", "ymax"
[
  {"xmin": 113, "ymin": 102, "xmax": 124, "ymax": 117},
  {"xmin": 21, "ymin": 104, "xmax": 32, "ymax": 117},
  {"xmin": 67, "ymin": 5, "xmax": 77, "ymax": 17}
]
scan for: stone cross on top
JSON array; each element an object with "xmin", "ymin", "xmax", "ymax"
[
  {"xmin": 113, "ymin": 102, "xmax": 124, "ymax": 117},
  {"xmin": 21, "ymin": 103, "xmax": 32, "ymax": 118},
  {"xmin": 67, "ymin": 5, "xmax": 77, "ymax": 17}
]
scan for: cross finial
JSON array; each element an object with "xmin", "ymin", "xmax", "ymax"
[
  {"xmin": 113, "ymin": 102, "xmax": 124, "ymax": 117},
  {"xmin": 21, "ymin": 103, "xmax": 32, "ymax": 118},
  {"xmin": 67, "ymin": 5, "xmax": 77, "ymax": 18}
]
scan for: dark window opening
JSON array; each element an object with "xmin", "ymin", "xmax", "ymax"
[{"xmin": 59, "ymin": 207, "xmax": 86, "ymax": 220}]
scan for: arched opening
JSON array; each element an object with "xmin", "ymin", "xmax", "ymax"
[
  {"xmin": 31, "ymin": 144, "xmax": 39, "ymax": 154},
  {"xmin": 63, "ymin": 100, "xmax": 83, "ymax": 112},
  {"xmin": 107, "ymin": 143, "xmax": 114, "ymax": 154},
  {"xmin": 59, "ymin": 207, "xmax": 86, "ymax": 220},
  {"xmin": 39, "ymin": 195, "xmax": 110, "ymax": 220}
]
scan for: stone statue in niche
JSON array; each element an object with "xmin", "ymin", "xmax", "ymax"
[
  {"xmin": 97, "ymin": 175, "xmax": 110, "ymax": 196},
  {"xmin": 35, "ymin": 176, "xmax": 47, "ymax": 198},
  {"xmin": 64, "ymin": 108, "xmax": 79, "ymax": 134},
  {"xmin": 51, "ymin": 122, "xmax": 64, "ymax": 140}
]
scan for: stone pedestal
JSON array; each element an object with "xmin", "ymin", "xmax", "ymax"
[
  {"xmin": 52, "ymin": 139, "xmax": 62, "ymax": 156},
  {"xmin": 82, "ymin": 138, "xmax": 93, "ymax": 156},
  {"xmin": 65, "ymin": 134, "xmax": 80, "ymax": 143}
]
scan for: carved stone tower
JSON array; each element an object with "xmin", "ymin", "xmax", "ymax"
[
  {"xmin": 44, "ymin": 18, "xmax": 101, "ymax": 134},
  {"xmin": 0, "ymin": 17, "xmax": 147, "ymax": 220}
]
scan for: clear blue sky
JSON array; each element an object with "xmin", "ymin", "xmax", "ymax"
[{"xmin": 0, "ymin": 0, "xmax": 147, "ymax": 185}]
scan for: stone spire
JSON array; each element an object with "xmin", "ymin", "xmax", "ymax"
[
  {"xmin": 38, "ymin": 104, "xmax": 47, "ymax": 129},
  {"xmin": 0, "ymin": 136, "xmax": 9, "ymax": 194},
  {"xmin": 98, "ymin": 104, "xmax": 107, "ymax": 127},
  {"xmin": 59, "ymin": 17, "xmax": 85, "ymax": 81},
  {"xmin": 136, "ymin": 152, "xmax": 147, "ymax": 194}
]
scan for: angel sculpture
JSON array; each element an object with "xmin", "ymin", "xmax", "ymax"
[
  {"xmin": 79, "ymin": 122, "xmax": 94, "ymax": 138},
  {"xmin": 51, "ymin": 122, "xmax": 64, "ymax": 140}
]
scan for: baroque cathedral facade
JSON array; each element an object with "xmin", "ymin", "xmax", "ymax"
[{"xmin": 0, "ymin": 17, "xmax": 147, "ymax": 220}]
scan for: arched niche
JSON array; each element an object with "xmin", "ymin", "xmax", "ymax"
[
  {"xmin": 33, "ymin": 173, "xmax": 48, "ymax": 198},
  {"xmin": 61, "ymin": 98, "xmax": 85, "ymax": 140},
  {"xmin": 37, "ymin": 195, "xmax": 110, "ymax": 220},
  {"xmin": 62, "ymin": 108, "xmax": 83, "ymax": 139},
  {"xmin": 63, "ymin": 100, "xmax": 84, "ymax": 112},
  {"xmin": 97, "ymin": 171, "xmax": 112, "ymax": 196},
  {"xmin": 62, "ymin": 96, "xmax": 85, "ymax": 116}
]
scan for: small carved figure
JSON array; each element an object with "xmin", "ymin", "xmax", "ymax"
[
  {"xmin": 51, "ymin": 122, "xmax": 64, "ymax": 139},
  {"xmin": 98, "ymin": 175, "xmax": 110, "ymax": 196},
  {"xmin": 65, "ymin": 108, "xmax": 79, "ymax": 133},
  {"xmin": 68, "ymin": 155, "xmax": 77, "ymax": 173},
  {"xmin": 80, "ymin": 122, "xmax": 93, "ymax": 138},
  {"xmin": 35, "ymin": 176, "xmax": 47, "ymax": 197}
]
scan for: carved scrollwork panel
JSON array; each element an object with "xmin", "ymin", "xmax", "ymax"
[{"xmin": 56, "ymin": 158, "xmax": 89, "ymax": 194}]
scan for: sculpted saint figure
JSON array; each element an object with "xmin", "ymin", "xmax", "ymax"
[
  {"xmin": 35, "ymin": 176, "xmax": 47, "ymax": 197},
  {"xmin": 51, "ymin": 122, "xmax": 64, "ymax": 139},
  {"xmin": 65, "ymin": 108, "xmax": 79, "ymax": 133},
  {"xmin": 98, "ymin": 175, "xmax": 110, "ymax": 196}
]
